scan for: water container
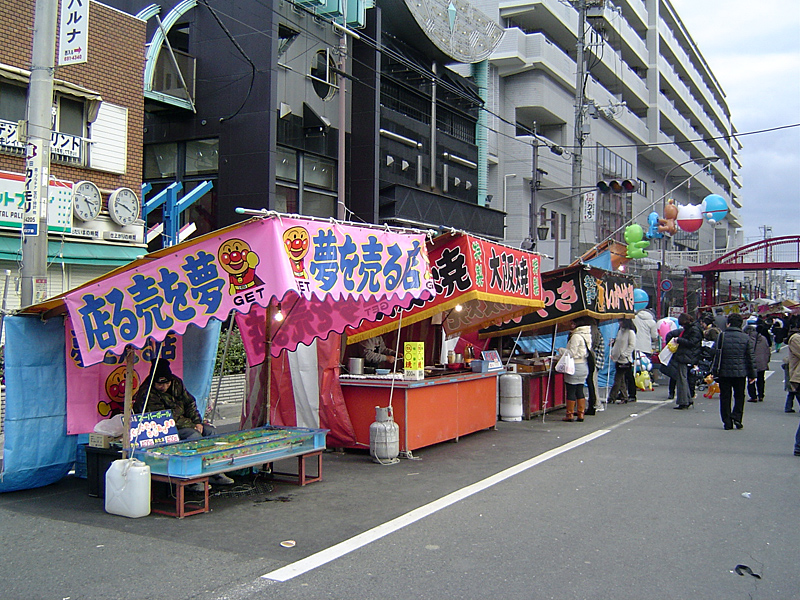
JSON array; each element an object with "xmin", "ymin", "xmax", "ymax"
[
  {"xmin": 105, "ymin": 458, "xmax": 151, "ymax": 518},
  {"xmin": 499, "ymin": 373, "xmax": 523, "ymax": 422},
  {"xmin": 369, "ymin": 406, "xmax": 399, "ymax": 463}
]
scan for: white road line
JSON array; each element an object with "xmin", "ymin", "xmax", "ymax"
[{"xmin": 262, "ymin": 429, "xmax": 610, "ymax": 582}]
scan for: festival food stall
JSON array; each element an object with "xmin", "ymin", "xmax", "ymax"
[
  {"xmin": 480, "ymin": 263, "xmax": 636, "ymax": 418},
  {"xmin": 339, "ymin": 232, "xmax": 544, "ymax": 452},
  {"xmin": 1, "ymin": 214, "xmax": 434, "ymax": 496}
]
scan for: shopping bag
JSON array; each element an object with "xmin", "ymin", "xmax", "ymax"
[
  {"xmin": 658, "ymin": 344, "xmax": 674, "ymax": 366},
  {"xmin": 555, "ymin": 351, "xmax": 575, "ymax": 375}
]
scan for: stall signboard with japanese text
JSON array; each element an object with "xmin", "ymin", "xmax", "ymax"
[
  {"xmin": 129, "ymin": 411, "xmax": 180, "ymax": 448},
  {"xmin": 346, "ymin": 233, "xmax": 544, "ymax": 343},
  {"xmin": 64, "ymin": 216, "xmax": 434, "ymax": 366},
  {"xmin": 479, "ymin": 267, "xmax": 636, "ymax": 338}
]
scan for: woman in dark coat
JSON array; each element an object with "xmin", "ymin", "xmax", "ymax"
[
  {"xmin": 712, "ymin": 313, "xmax": 756, "ymax": 430},
  {"xmin": 744, "ymin": 324, "xmax": 770, "ymax": 402},
  {"xmin": 672, "ymin": 313, "xmax": 703, "ymax": 409}
]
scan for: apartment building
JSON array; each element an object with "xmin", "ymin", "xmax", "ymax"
[
  {"xmin": 0, "ymin": 1, "xmax": 147, "ymax": 309},
  {"xmin": 463, "ymin": 0, "xmax": 741, "ymax": 282}
]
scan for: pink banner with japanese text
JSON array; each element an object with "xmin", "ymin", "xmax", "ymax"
[
  {"xmin": 65, "ymin": 317, "xmax": 184, "ymax": 434},
  {"xmin": 64, "ymin": 216, "xmax": 434, "ymax": 366}
]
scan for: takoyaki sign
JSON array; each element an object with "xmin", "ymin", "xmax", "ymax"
[{"xmin": 65, "ymin": 216, "xmax": 434, "ymax": 366}]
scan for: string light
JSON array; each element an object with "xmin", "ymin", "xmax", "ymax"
[{"xmin": 274, "ymin": 304, "xmax": 284, "ymax": 321}]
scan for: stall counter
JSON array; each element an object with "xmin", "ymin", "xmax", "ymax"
[
  {"xmin": 340, "ymin": 370, "xmax": 500, "ymax": 452},
  {"xmin": 520, "ymin": 370, "xmax": 566, "ymax": 419}
]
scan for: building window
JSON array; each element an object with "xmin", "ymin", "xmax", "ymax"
[
  {"xmin": 561, "ymin": 213, "xmax": 567, "ymax": 240},
  {"xmin": 0, "ymin": 82, "xmax": 27, "ymax": 122},
  {"xmin": 303, "ymin": 154, "xmax": 335, "ymax": 190},
  {"xmin": 185, "ymin": 139, "xmax": 219, "ymax": 176},
  {"xmin": 276, "ymin": 147, "xmax": 336, "ymax": 218},
  {"xmin": 144, "ymin": 143, "xmax": 178, "ymax": 179},
  {"xmin": 310, "ymin": 49, "xmax": 337, "ymax": 101}
]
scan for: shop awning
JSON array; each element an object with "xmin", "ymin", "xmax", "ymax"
[
  {"xmin": 19, "ymin": 215, "xmax": 435, "ymax": 367},
  {"xmin": 479, "ymin": 263, "xmax": 637, "ymax": 339},
  {"xmin": 346, "ymin": 232, "xmax": 545, "ymax": 343},
  {"xmin": 0, "ymin": 236, "xmax": 144, "ymax": 266}
]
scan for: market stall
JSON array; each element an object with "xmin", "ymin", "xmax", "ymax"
[
  {"xmin": 339, "ymin": 232, "xmax": 544, "ymax": 452},
  {"xmin": 1, "ymin": 214, "xmax": 434, "ymax": 492},
  {"xmin": 480, "ymin": 263, "xmax": 636, "ymax": 417}
]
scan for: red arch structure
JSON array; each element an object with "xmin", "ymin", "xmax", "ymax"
[{"xmin": 690, "ymin": 236, "xmax": 800, "ymax": 306}]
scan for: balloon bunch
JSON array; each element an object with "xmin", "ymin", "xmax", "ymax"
[{"xmin": 623, "ymin": 194, "xmax": 729, "ymax": 260}]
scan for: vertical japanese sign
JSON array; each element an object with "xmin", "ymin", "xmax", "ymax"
[
  {"xmin": 23, "ymin": 142, "xmax": 47, "ymax": 236},
  {"xmin": 59, "ymin": 0, "xmax": 89, "ymax": 66},
  {"xmin": 582, "ymin": 191, "xmax": 597, "ymax": 222}
]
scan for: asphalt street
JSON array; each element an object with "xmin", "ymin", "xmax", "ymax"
[{"xmin": 1, "ymin": 348, "xmax": 798, "ymax": 600}]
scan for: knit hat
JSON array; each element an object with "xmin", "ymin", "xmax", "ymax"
[{"xmin": 152, "ymin": 360, "xmax": 172, "ymax": 383}]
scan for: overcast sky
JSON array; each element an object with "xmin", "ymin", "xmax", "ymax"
[{"xmin": 669, "ymin": 0, "xmax": 800, "ymax": 243}]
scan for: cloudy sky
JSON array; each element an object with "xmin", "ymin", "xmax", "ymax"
[{"xmin": 669, "ymin": 0, "xmax": 800, "ymax": 243}]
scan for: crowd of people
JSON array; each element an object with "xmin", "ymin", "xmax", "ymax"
[{"xmin": 555, "ymin": 308, "xmax": 800, "ymax": 455}]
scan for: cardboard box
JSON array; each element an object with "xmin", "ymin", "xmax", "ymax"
[{"xmin": 88, "ymin": 433, "xmax": 112, "ymax": 449}]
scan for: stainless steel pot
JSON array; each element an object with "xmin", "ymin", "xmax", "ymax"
[{"xmin": 348, "ymin": 357, "xmax": 364, "ymax": 375}]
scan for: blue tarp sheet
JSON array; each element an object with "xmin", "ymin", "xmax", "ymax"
[{"xmin": 0, "ymin": 316, "xmax": 220, "ymax": 493}]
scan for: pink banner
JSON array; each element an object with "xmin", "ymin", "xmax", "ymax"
[
  {"xmin": 66, "ymin": 317, "xmax": 184, "ymax": 434},
  {"xmin": 64, "ymin": 216, "xmax": 433, "ymax": 366}
]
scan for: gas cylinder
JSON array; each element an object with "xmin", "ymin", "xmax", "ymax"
[
  {"xmin": 105, "ymin": 458, "xmax": 151, "ymax": 518},
  {"xmin": 499, "ymin": 373, "xmax": 523, "ymax": 421},
  {"xmin": 369, "ymin": 406, "xmax": 400, "ymax": 463}
]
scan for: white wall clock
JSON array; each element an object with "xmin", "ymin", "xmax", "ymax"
[
  {"xmin": 108, "ymin": 187, "xmax": 141, "ymax": 226},
  {"xmin": 73, "ymin": 180, "xmax": 102, "ymax": 222}
]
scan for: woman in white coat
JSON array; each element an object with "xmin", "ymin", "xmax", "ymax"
[{"xmin": 560, "ymin": 317, "xmax": 594, "ymax": 422}]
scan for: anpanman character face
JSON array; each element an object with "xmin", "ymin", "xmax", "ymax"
[
  {"xmin": 283, "ymin": 226, "xmax": 310, "ymax": 263},
  {"xmin": 104, "ymin": 365, "xmax": 139, "ymax": 402},
  {"xmin": 218, "ymin": 238, "xmax": 256, "ymax": 275}
]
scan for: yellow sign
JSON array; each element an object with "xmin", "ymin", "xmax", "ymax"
[{"xmin": 404, "ymin": 342, "xmax": 424, "ymax": 380}]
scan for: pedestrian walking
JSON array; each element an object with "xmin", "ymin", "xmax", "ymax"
[
  {"xmin": 610, "ymin": 318, "xmax": 637, "ymax": 403},
  {"xmin": 711, "ymin": 313, "xmax": 756, "ymax": 430},
  {"xmin": 784, "ymin": 324, "xmax": 800, "ymax": 454},
  {"xmin": 744, "ymin": 324, "xmax": 770, "ymax": 402},
  {"xmin": 672, "ymin": 313, "xmax": 703, "ymax": 410},
  {"xmin": 772, "ymin": 317, "xmax": 785, "ymax": 352}
]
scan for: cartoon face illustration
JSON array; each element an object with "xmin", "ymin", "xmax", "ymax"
[
  {"xmin": 218, "ymin": 238, "xmax": 263, "ymax": 294},
  {"xmin": 98, "ymin": 365, "xmax": 140, "ymax": 418},
  {"xmin": 282, "ymin": 226, "xmax": 310, "ymax": 278}
]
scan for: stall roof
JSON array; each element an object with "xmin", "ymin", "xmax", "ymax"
[
  {"xmin": 346, "ymin": 232, "xmax": 545, "ymax": 344},
  {"xmin": 479, "ymin": 263, "xmax": 637, "ymax": 339},
  {"xmin": 19, "ymin": 214, "xmax": 435, "ymax": 366}
]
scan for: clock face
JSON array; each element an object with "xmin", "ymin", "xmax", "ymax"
[
  {"xmin": 108, "ymin": 188, "xmax": 140, "ymax": 226},
  {"xmin": 73, "ymin": 181, "xmax": 102, "ymax": 222}
]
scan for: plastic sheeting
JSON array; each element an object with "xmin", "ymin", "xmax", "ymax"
[{"xmin": 0, "ymin": 316, "xmax": 220, "ymax": 493}]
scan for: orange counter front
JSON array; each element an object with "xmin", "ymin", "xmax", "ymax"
[{"xmin": 340, "ymin": 371, "xmax": 500, "ymax": 452}]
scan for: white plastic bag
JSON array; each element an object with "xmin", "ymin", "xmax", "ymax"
[
  {"xmin": 94, "ymin": 414, "xmax": 125, "ymax": 437},
  {"xmin": 658, "ymin": 344, "xmax": 674, "ymax": 366},
  {"xmin": 555, "ymin": 351, "xmax": 575, "ymax": 375}
]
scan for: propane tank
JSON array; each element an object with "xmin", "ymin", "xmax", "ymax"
[
  {"xmin": 369, "ymin": 406, "xmax": 400, "ymax": 463},
  {"xmin": 499, "ymin": 372, "xmax": 523, "ymax": 422}
]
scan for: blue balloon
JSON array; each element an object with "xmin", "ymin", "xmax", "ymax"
[
  {"xmin": 645, "ymin": 212, "xmax": 663, "ymax": 239},
  {"xmin": 702, "ymin": 194, "xmax": 729, "ymax": 224},
  {"xmin": 633, "ymin": 289, "xmax": 649, "ymax": 311}
]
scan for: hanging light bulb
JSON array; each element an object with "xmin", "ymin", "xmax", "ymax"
[
  {"xmin": 454, "ymin": 304, "xmax": 463, "ymax": 312},
  {"xmin": 274, "ymin": 304, "xmax": 284, "ymax": 321}
]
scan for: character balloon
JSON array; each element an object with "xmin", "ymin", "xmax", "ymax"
[
  {"xmin": 657, "ymin": 199, "xmax": 679, "ymax": 236},
  {"xmin": 645, "ymin": 212, "xmax": 663, "ymax": 240},
  {"xmin": 702, "ymin": 194, "xmax": 729, "ymax": 223},
  {"xmin": 624, "ymin": 224, "xmax": 650, "ymax": 259},
  {"xmin": 657, "ymin": 317, "xmax": 677, "ymax": 341},
  {"xmin": 633, "ymin": 288, "xmax": 649, "ymax": 312},
  {"xmin": 677, "ymin": 203, "xmax": 704, "ymax": 232}
]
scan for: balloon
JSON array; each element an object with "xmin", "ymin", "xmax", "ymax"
[
  {"xmin": 633, "ymin": 289, "xmax": 649, "ymax": 311},
  {"xmin": 677, "ymin": 203, "xmax": 704, "ymax": 232},
  {"xmin": 657, "ymin": 199, "xmax": 679, "ymax": 236},
  {"xmin": 702, "ymin": 194, "xmax": 729, "ymax": 223},
  {"xmin": 657, "ymin": 317, "xmax": 677, "ymax": 341},
  {"xmin": 645, "ymin": 212, "xmax": 663, "ymax": 239},
  {"xmin": 624, "ymin": 224, "xmax": 649, "ymax": 258}
]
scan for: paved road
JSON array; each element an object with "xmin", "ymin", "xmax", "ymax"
[{"xmin": 1, "ymin": 349, "xmax": 797, "ymax": 600}]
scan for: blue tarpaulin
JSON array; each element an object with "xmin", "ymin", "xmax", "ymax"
[{"xmin": 0, "ymin": 316, "xmax": 220, "ymax": 493}]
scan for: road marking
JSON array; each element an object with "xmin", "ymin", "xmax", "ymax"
[{"xmin": 262, "ymin": 429, "xmax": 609, "ymax": 582}]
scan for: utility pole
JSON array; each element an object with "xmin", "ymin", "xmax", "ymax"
[
  {"xmin": 569, "ymin": 0, "xmax": 588, "ymax": 262},
  {"xmin": 336, "ymin": 16, "xmax": 347, "ymax": 221},
  {"xmin": 21, "ymin": 0, "xmax": 58, "ymax": 307}
]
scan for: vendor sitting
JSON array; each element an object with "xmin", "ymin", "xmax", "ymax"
[
  {"xmin": 133, "ymin": 360, "xmax": 233, "ymax": 486},
  {"xmin": 360, "ymin": 335, "xmax": 401, "ymax": 369}
]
